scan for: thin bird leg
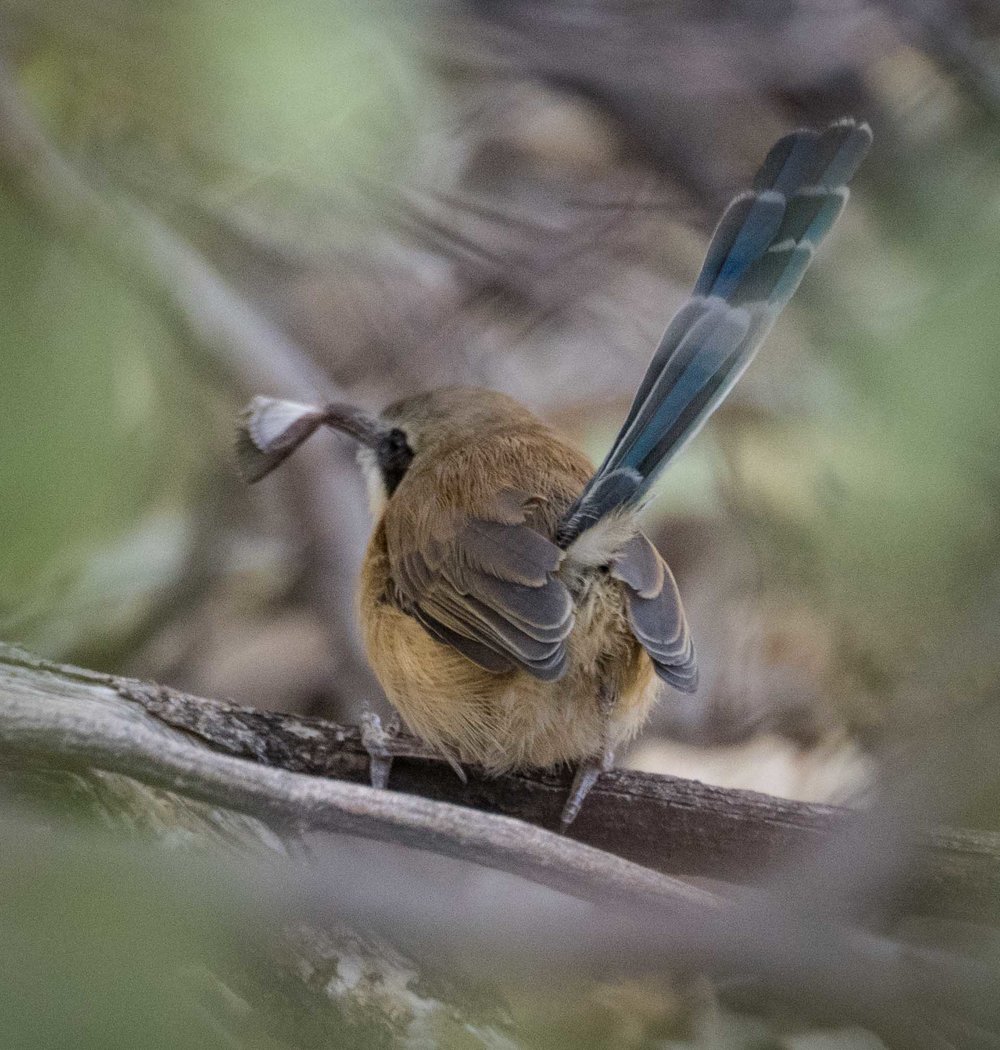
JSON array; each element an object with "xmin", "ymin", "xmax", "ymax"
[
  {"xmin": 560, "ymin": 681, "xmax": 616, "ymax": 831},
  {"xmin": 361, "ymin": 708, "xmax": 468, "ymax": 787},
  {"xmin": 359, "ymin": 709, "xmax": 397, "ymax": 789}
]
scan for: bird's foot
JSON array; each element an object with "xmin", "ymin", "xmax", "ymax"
[
  {"xmin": 560, "ymin": 748, "xmax": 614, "ymax": 831},
  {"xmin": 359, "ymin": 710, "xmax": 397, "ymax": 789}
]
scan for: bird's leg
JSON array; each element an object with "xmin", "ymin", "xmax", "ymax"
[
  {"xmin": 361, "ymin": 709, "xmax": 468, "ymax": 787},
  {"xmin": 560, "ymin": 681, "xmax": 616, "ymax": 831},
  {"xmin": 359, "ymin": 708, "xmax": 398, "ymax": 789}
]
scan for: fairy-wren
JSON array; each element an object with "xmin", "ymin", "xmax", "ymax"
[{"xmin": 238, "ymin": 119, "xmax": 871, "ymax": 826}]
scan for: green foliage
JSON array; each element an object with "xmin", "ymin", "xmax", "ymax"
[
  {"xmin": 0, "ymin": 823, "xmax": 243, "ymax": 1050},
  {"xmin": 0, "ymin": 191, "xmax": 184, "ymax": 617},
  {"xmin": 21, "ymin": 0, "xmax": 430, "ymax": 246},
  {"xmin": 1, "ymin": 0, "xmax": 432, "ymax": 659}
]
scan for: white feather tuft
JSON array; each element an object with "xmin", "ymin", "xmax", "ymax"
[
  {"xmin": 565, "ymin": 510, "xmax": 638, "ymax": 569},
  {"xmin": 245, "ymin": 397, "xmax": 322, "ymax": 451}
]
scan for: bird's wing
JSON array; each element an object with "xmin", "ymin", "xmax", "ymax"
[
  {"xmin": 386, "ymin": 485, "xmax": 575, "ymax": 681},
  {"xmin": 610, "ymin": 533, "xmax": 697, "ymax": 693}
]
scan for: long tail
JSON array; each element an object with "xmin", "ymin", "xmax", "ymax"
[{"xmin": 557, "ymin": 118, "xmax": 872, "ymax": 547}]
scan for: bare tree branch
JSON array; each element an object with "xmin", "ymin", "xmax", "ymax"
[
  {"xmin": 0, "ymin": 643, "xmax": 716, "ymax": 910},
  {"xmin": 3, "ymin": 641, "xmax": 1000, "ymax": 1044},
  {"xmin": 3, "ymin": 642, "xmax": 999, "ymax": 925}
]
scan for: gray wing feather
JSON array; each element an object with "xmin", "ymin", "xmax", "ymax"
[
  {"xmin": 391, "ymin": 490, "xmax": 574, "ymax": 681},
  {"xmin": 610, "ymin": 534, "xmax": 697, "ymax": 693}
]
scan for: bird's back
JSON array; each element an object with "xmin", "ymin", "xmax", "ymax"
[
  {"xmin": 358, "ymin": 397, "xmax": 666, "ymax": 769},
  {"xmin": 387, "ymin": 407, "xmax": 592, "ymax": 540}
]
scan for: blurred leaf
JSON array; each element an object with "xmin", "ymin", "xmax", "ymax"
[
  {"xmin": 0, "ymin": 820, "xmax": 248, "ymax": 1050},
  {"xmin": 18, "ymin": 0, "xmax": 434, "ymax": 250},
  {"xmin": 0, "ymin": 190, "xmax": 190, "ymax": 618}
]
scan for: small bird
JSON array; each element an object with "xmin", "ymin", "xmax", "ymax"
[{"xmin": 238, "ymin": 119, "xmax": 871, "ymax": 827}]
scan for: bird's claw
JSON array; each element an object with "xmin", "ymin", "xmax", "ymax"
[
  {"xmin": 560, "ymin": 748, "xmax": 614, "ymax": 831},
  {"xmin": 444, "ymin": 752, "xmax": 468, "ymax": 784},
  {"xmin": 360, "ymin": 710, "xmax": 395, "ymax": 789}
]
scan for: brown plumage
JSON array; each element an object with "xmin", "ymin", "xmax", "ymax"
[
  {"xmin": 238, "ymin": 120, "xmax": 870, "ymax": 824},
  {"xmin": 356, "ymin": 388, "xmax": 690, "ymax": 774}
]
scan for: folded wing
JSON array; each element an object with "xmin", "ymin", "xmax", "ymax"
[
  {"xmin": 387, "ymin": 486, "xmax": 575, "ymax": 681},
  {"xmin": 610, "ymin": 533, "xmax": 697, "ymax": 692}
]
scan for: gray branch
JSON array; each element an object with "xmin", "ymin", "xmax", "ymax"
[
  {"xmin": 3, "ymin": 642, "xmax": 999, "ymax": 924},
  {"xmin": 0, "ymin": 643, "xmax": 712, "ymax": 910},
  {"xmin": 3, "ymin": 641, "xmax": 1000, "ymax": 1045}
]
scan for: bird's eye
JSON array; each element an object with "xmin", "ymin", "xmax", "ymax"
[{"xmin": 377, "ymin": 428, "xmax": 414, "ymax": 497}]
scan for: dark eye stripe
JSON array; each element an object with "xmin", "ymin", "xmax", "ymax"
[{"xmin": 378, "ymin": 428, "xmax": 414, "ymax": 496}]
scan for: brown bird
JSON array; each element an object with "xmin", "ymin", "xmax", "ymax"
[{"xmin": 238, "ymin": 119, "xmax": 871, "ymax": 826}]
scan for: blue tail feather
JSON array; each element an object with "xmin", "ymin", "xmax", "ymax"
[
  {"xmin": 695, "ymin": 190, "xmax": 786, "ymax": 299},
  {"xmin": 754, "ymin": 128, "xmax": 819, "ymax": 192},
  {"xmin": 558, "ymin": 118, "xmax": 871, "ymax": 549},
  {"xmin": 623, "ymin": 304, "xmax": 751, "ymax": 471},
  {"xmin": 773, "ymin": 186, "xmax": 845, "ymax": 245}
]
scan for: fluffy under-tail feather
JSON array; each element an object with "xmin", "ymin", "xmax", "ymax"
[{"xmin": 558, "ymin": 118, "xmax": 872, "ymax": 548}]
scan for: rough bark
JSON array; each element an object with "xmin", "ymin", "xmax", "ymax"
[
  {"xmin": 2, "ymin": 642, "xmax": 999, "ymax": 924},
  {"xmin": 5, "ymin": 641, "xmax": 1000, "ymax": 1046}
]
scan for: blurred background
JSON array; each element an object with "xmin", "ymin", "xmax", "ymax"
[
  {"xmin": 3, "ymin": 0, "xmax": 1000, "ymax": 805},
  {"xmin": 5, "ymin": 3, "xmax": 1000, "ymax": 1048}
]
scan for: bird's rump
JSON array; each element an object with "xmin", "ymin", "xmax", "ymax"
[{"xmin": 384, "ymin": 473, "xmax": 696, "ymax": 691}]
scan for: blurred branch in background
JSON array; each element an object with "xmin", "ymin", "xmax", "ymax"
[
  {"xmin": 0, "ymin": 52, "xmax": 380, "ymax": 708},
  {"xmin": 887, "ymin": 0, "xmax": 1000, "ymax": 113}
]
